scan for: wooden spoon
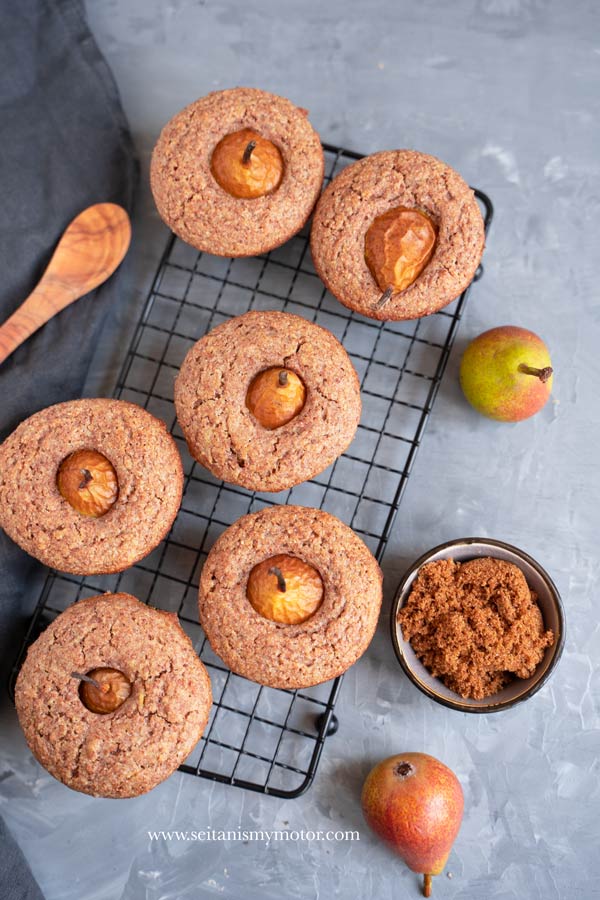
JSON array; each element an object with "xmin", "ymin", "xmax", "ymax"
[{"xmin": 0, "ymin": 203, "xmax": 131, "ymax": 366}]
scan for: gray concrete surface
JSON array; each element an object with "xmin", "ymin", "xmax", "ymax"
[{"xmin": 1, "ymin": 1, "xmax": 599, "ymax": 898}]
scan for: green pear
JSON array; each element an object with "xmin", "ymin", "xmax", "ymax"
[{"xmin": 460, "ymin": 325, "xmax": 553, "ymax": 421}]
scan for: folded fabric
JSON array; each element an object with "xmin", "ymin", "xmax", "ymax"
[
  {"xmin": 0, "ymin": 0, "xmax": 138, "ymax": 896},
  {"xmin": 0, "ymin": 0, "xmax": 138, "ymax": 669},
  {"xmin": 0, "ymin": 818, "xmax": 45, "ymax": 900}
]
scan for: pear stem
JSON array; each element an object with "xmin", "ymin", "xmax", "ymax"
[
  {"xmin": 374, "ymin": 286, "xmax": 394, "ymax": 309},
  {"xmin": 518, "ymin": 363, "xmax": 553, "ymax": 383},
  {"xmin": 242, "ymin": 140, "xmax": 256, "ymax": 165},
  {"xmin": 78, "ymin": 469, "xmax": 93, "ymax": 490},
  {"xmin": 423, "ymin": 873, "xmax": 432, "ymax": 897},
  {"xmin": 268, "ymin": 567, "xmax": 286, "ymax": 592},
  {"xmin": 71, "ymin": 671, "xmax": 106, "ymax": 692}
]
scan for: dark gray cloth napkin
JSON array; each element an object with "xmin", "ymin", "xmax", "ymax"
[
  {"xmin": 0, "ymin": 0, "xmax": 138, "ymax": 896},
  {"xmin": 0, "ymin": 0, "xmax": 138, "ymax": 666},
  {"xmin": 0, "ymin": 818, "xmax": 44, "ymax": 900}
]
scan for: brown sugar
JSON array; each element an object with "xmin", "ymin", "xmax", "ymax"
[{"xmin": 398, "ymin": 557, "xmax": 554, "ymax": 700}]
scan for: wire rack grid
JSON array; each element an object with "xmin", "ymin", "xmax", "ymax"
[{"xmin": 9, "ymin": 144, "xmax": 493, "ymax": 798}]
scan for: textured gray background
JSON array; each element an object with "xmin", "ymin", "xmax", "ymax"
[{"xmin": 1, "ymin": 1, "xmax": 599, "ymax": 898}]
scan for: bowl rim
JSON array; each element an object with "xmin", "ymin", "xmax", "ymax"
[{"xmin": 389, "ymin": 536, "xmax": 566, "ymax": 714}]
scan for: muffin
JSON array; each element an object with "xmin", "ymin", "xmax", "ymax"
[
  {"xmin": 150, "ymin": 87, "xmax": 324, "ymax": 257},
  {"xmin": 199, "ymin": 505, "xmax": 383, "ymax": 689},
  {"xmin": 174, "ymin": 310, "xmax": 361, "ymax": 492},
  {"xmin": 15, "ymin": 593, "xmax": 212, "ymax": 798},
  {"xmin": 310, "ymin": 150, "xmax": 485, "ymax": 321},
  {"xmin": 0, "ymin": 399, "xmax": 183, "ymax": 574}
]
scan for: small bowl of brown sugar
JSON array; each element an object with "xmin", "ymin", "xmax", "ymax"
[{"xmin": 391, "ymin": 538, "xmax": 565, "ymax": 712}]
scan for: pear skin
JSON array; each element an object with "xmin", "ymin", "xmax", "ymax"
[
  {"xmin": 460, "ymin": 325, "xmax": 553, "ymax": 422},
  {"xmin": 361, "ymin": 752, "xmax": 464, "ymax": 896},
  {"xmin": 211, "ymin": 129, "xmax": 283, "ymax": 199},
  {"xmin": 246, "ymin": 554, "xmax": 323, "ymax": 624},
  {"xmin": 246, "ymin": 367, "xmax": 306, "ymax": 429}
]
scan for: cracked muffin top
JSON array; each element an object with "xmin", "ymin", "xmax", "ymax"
[
  {"xmin": 150, "ymin": 87, "xmax": 324, "ymax": 257},
  {"xmin": 0, "ymin": 399, "xmax": 183, "ymax": 575},
  {"xmin": 199, "ymin": 505, "xmax": 383, "ymax": 689},
  {"xmin": 174, "ymin": 310, "xmax": 362, "ymax": 492},
  {"xmin": 14, "ymin": 593, "xmax": 212, "ymax": 798},
  {"xmin": 310, "ymin": 150, "xmax": 485, "ymax": 321}
]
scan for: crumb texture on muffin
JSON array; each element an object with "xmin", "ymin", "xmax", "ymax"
[
  {"xmin": 310, "ymin": 150, "xmax": 485, "ymax": 321},
  {"xmin": 175, "ymin": 310, "xmax": 361, "ymax": 492},
  {"xmin": 150, "ymin": 87, "xmax": 324, "ymax": 256},
  {"xmin": 0, "ymin": 399, "xmax": 183, "ymax": 574},
  {"xmin": 15, "ymin": 593, "xmax": 212, "ymax": 798},
  {"xmin": 199, "ymin": 505, "xmax": 383, "ymax": 689}
]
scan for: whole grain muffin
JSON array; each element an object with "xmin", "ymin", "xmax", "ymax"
[
  {"xmin": 15, "ymin": 593, "xmax": 212, "ymax": 798},
  {"xmin": 310, "ymin": 150, "xmax": 485, "ymax": 321},
  {"xmin": 0, "ymin": 399, "xmax": 183, "ymax": 574},
  {"xmin": 150, "ymin": 87, "xmax": 324, "ymax": 257},
  {"xmin": 199, "ymin": 505, "xmax": 383, "ymax": 689},
  {"xmin": 174, "ymin": 310, "xmax": 361, "ymax": 492}
]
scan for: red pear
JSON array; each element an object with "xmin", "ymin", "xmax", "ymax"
[{"xmin": 361, "ymin": 753, "xmax": 464, "ymax": 897}]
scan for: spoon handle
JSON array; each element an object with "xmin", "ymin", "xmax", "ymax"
[
  {"xmin": 0, "ymin": 280, "xmax": 81, "ymax": 365},
  {"xmin": 0, "ymin": 202, "xmax": 130, "ymax": 366}
]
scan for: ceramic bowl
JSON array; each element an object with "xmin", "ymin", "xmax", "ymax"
[{"xmin": 390, "ymin": 537, "xmax": 565, "ymax": 713}]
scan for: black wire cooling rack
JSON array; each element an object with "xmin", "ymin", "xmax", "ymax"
[{"xmin": 9, "ymin": 145, "xmax": 493, "ymax": 798}]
